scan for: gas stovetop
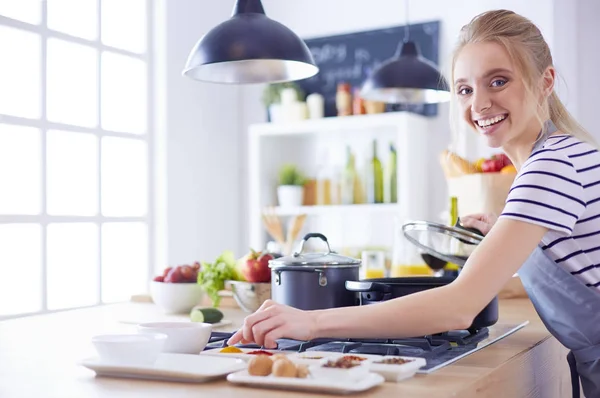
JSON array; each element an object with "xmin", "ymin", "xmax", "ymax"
[{"xmin": 204, "ymin": 321, "xmax": 529, "ymax": 373}]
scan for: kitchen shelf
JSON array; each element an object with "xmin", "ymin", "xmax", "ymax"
[
  {"xmin": 271, "ymin": 203, "xmax": 400, "ymax": 216},
  {"xmin": 248, "ymin": 111, "xmax": 436, "ymax": 251},
  {"xmin": 249, "ymin": 112, "xmax": 410, "ymax": 137}
]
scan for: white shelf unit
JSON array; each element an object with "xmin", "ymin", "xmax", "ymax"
[{"xmin": 248, "ymin": 112, "xmax": 434, "ymax": 254}]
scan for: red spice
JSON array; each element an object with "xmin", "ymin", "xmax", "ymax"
[
  {"xmin": 323, "ymin": 357, "xmax": 361, "ymax": 369},
  {"xmin": 341, "ymin": 355, "xmax": 368, "ymax": 362},
  {"xmin": 374, "ymin": 357, "xmax": 413, "ymax": 365},
  {"xmin": 246, "ymin": 350, "xmax": 273, "ymax": 356}
]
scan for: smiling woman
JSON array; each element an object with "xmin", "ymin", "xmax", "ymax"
[{"xmin": 229, "ymin": 9, "xmax": 600, "ymax": 398}]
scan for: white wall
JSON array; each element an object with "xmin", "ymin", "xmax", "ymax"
[
  {"xmin": 576, "ymin": 0, "xmax": 600, "ymax": 134},
  {"xmin": 240, "ymin": 0, "xmax": 555, "ymax": 232},
  {"xmin": 155, "ymin": 0, "xmax": 242, "ymax": 268}
]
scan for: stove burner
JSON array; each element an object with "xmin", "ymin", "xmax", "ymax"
[{"xmin": 202, "ymin": 323, "xmax": 527, "ymax": 373}]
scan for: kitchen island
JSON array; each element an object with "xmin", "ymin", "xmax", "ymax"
[{"xmin": 0, "ymin": 298, "xmax": 572, "ymax": 398}]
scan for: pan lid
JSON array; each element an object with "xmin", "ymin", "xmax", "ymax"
[
  {"xmin": 269, "ymin": 233, "xmax": 361, "ymax": 268},
  {"xmin": 401, "ymin": 219, "xmax": 484, "ymax": 267}
]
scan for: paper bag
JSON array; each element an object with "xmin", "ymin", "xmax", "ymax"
[{"xmin": 447, "ymin": 172, "xmax": 516, "ymax": 217}]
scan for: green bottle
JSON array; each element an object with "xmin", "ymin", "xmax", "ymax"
[
  {"xmin": 372, "ymin": 140, "xmax": 384, "ymax": 203},
  {"xmin": 389, "ymin": 143, "xmax": 397, "ymax": 203}
]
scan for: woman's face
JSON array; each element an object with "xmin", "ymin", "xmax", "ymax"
[{"xmin": 453, "ymin": 41, "xmax": 539, "ymax": 149}]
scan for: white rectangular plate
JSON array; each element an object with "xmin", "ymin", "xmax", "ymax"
[
  {"xmin": 286, "ymin": 352, "xmax": 426, "ymax": 382},
  {"xmin": 80, "ymin": 353, "xmax": 247, "ymax": 383},
  {"xmin": 227, "ymin": 370, "xmax": 385, "ymax": 394}
]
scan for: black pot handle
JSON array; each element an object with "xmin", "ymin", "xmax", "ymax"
[
  {"xmin": 455, "ymin": 218, "xmax": 484, "ymax": 244},
  {"xmin": 345, "ymin": 280, "xmax": 391, "ymax": 293},
  {"xmin": 294, "ymin": 232, "xmax": 332, "ymax": 257}
]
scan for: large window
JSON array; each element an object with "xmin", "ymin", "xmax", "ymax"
[{"xmin": 0, "ymin": 0, "xmax": 154, "ymax": 318}]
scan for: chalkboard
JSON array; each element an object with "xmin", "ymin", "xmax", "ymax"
[{"xmin": 296, "ymin": 21, "xmax": 442, "ymax": 117}]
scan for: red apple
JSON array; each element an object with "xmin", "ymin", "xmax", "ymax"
[
  {"xmin": 153, "ymin": 275, "xmax": 164, "ymax": 282},
  {"xmin": 180, "ymin": 265, "xmax": 195, "ymax": 282},
  {"xmin": 162, "ymin": 266, "xmax": 173, "ymax": 278},
  {"xmin": 241, "ymin": 249, "xmax": 273, "ymax": 283},
  {"xmin": 164, "ymin": 266, "xmax": 184, "ymax": 283}
]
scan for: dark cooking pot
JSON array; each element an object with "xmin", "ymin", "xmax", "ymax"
[
  {"xmin": 269, "ymin": 233, "xmax": 361, "ymax": 310},
  {"xmin": 345, "ymin": 276, "xmax": 498, "ymax": 332}
]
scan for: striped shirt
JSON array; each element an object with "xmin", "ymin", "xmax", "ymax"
[{"xmin": 500, "ymin": 134, "xmax": 600, "ymax": 290}]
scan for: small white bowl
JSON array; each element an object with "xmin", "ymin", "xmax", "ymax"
[
  {"xmin": 149, "ymin": 281, "xmax": 205, "ymax": 314},
  {"xmin": 137, "ymin": 322, "xmax": 212, "ymax": 354},
  {"xmin": 92, "ymin": 333, "xmax": 167, "ymax": 365},
  {"xmin": 308, "ymin": 355, "xmax": 370, "ymax": 381}
]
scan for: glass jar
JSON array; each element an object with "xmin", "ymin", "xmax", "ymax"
[
  {"xmin": 361, "ymin": 250, "xmax": 386, "ymax": 279},
  {"xmin": 392, "ymin": 218, "xmax": 434, "ymax": 277}
]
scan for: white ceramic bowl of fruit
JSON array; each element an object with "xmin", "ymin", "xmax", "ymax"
[{"xmin": 150, "ymin": 263, "xmax": 205, "ymax": 314}]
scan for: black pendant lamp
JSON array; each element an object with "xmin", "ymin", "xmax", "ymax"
[
  {"xmin": 182, "ymin": 0, "xmax": 319, "ymax": 84},
  {"xmin": 360, "ymin": 1, "xmax": 450, "ymax": 104}
]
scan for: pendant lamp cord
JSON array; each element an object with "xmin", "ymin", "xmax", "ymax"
[{"xmin": 403, "ymin": 0, "xmax": 410, "ymax": 42}]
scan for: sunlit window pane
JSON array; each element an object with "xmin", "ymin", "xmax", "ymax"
[
  {"xmin": 102, "ymin": 222, "xmax": 147, "ymax": 303},
  {"xmin": 0, "ymin": 0, "xmax": 41, "ymax": 24},
  {"xmin": 0, "ymin": 26, "xmax": 41, "ymax": 118},
  {"xmin": 47, "ymin": 130, "xmax": 98, "ymax": 216},
  {"xmin": 47, "ymin": 38, "xmax": 98, "ymax": 127},
  {"xmin": 47, "ymin": 223, "xmax": 98, "ymax": 310},
  {"xmin": 101, "ymin": 0, "xmax": 146, "ymax": 54},
  {"xmin": 0, "ymin": 224, "xmax": 42, "ymax": 316},
  {"xmin": 101, "ymin": 137, "xmax": 147, "ymax": 217},
  {"xmin": 101, "ymin": 52, "xmax": 147, "ymax": 134},
  {"xmin": 47, "ymin": 0, "xmax": 97, "ymax": 40},
  {"xmin": 0, "ymin": 124, "xmax": 41, "ymax": 214}
]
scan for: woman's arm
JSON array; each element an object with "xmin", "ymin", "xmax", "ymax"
[
  {"xmin": 227, "ymin": 218, "xmax": 548, "ymax": 348},
  {"xmin": 312, "ymin": 218, "xmax": 548, "ymax": 339}
]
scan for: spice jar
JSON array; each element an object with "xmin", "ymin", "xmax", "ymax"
[
  {"xmin": 352, "ymin": 88, "xmax": 365, "ymax": 115},
  {"xmin": 336, "ymin": 83, "xmax": 352, "ymax": 116},
  {"xmin": 306, "ymin": 93, "xmax": 324, "ymax": 119}
]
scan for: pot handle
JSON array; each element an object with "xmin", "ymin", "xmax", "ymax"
[
  {"xmin": 273, "ymin": 266, "xmax": 328, "ymax": 287},
  {"xmin": 345, "ymin": 281, "xmax": 392, "ymax": 293},
  {"xmin": 294, "ymin": 233, "xmax": 332, "ymax": 257}
]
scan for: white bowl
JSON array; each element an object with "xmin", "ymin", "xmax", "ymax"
[
  {"xmin": 369, "ymin": 356, "xmax": 427, "ymax": 382},
  {"xmin": 309, "ymin": 355, "xmax": 370, "ymax": 381},
  {"xmin": 150, "ymin": 281, "xmax": 205, "ymax": 314},
  {"xmin": 137, "ymin": 322, "xmax": 212, "ymax": 354},
  {"xmin": 92, "ymin": 333, "xmax": 167, "ymax": 365}
]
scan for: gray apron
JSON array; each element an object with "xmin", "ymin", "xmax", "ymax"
[
  {"xmin": 518, "ymin": 247, "xmax": 600, "ymax": 397},
  {"xmin": 516, "ymin": 121, "xmax": 600, "ymax": 397}
]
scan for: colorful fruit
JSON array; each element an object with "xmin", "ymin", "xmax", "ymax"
[
  {"xmin": 474, "ymin": 157, "xmax": 486, "ymax": 172},
  {"xmin": 155, "ymin": 263, "xmax": 200, "ymax": 283},
  {"xmin": 501, "ymin": 164, "xmax": 517, "ymax": 174},
  {"xmin": 240, "ymin": 249, "xmax": 273, "ymax": 283}
]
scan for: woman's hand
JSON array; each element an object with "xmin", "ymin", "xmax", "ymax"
[
  {"xmin": 226, "ymin": 300, "xmax": 317, "ymax": 349},
  {"xmin": 460, "ymin": 213, "xmax": 498, "ymax": 236}
]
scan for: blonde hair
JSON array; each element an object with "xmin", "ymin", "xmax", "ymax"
[{"xmin": 449, "ymin": 10, "xmax": 597, "ymax": 148}]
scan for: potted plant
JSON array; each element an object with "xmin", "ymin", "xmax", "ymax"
[
  {"xmin": 277, "ymin": 164, "xmax": 305, "ymax": 207},
  {"xmin": 262, "ymin": 82, "xmax": 305, "ymax": 123}
]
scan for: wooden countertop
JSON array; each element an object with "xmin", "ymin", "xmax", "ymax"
[{"xmin": 0, "ymin": 298, "xmax": 572, "ymax": 398}]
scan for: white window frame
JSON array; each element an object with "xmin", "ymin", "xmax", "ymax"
[{"xmin": 0, "ymin": 0, "xmax": 155, "ymax": 320}]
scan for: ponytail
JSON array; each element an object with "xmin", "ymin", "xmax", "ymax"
[{"xmin": 547, "ymin": 92, "xmax": 598, "ymax": 148}]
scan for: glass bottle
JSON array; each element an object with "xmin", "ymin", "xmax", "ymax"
[
  {"xmin": 341, "ymin": 146, "xmax": 356, "ymax": 205},
  {"xmin": 336, "ymin": 83, "xmax": 352, "ymax": 116},
  {"xmin": 372, "ymin": 140, "xmax": 384, "ymax": 203}
]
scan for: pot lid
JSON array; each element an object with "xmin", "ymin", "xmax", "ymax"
[
  {"xmin": 401, "ymin": 219, "xmax": 484, "ymax": 267},
  {"xmin": 269, "ymin": 233, "xmax": 361, "ymax": 268}
]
